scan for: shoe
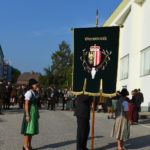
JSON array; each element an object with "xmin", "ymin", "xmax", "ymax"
[
  {"xmin": 23, "ymin": 146, "xmax": 32, "ymax": 150},
  {"xmin": 22, "ymin": 146, "xmax": 25, "ymax": 150},
  {"xmin": 117, "ymin": 147, "xmax": 125, "ymax": 150}
]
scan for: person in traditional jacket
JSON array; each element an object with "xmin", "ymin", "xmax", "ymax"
[
  {"xmin": 111, "ymin": 91, "xmax": 120, "ymax": 118},
  {"xmin": 134, "ymin": 89, "xmax": 144, "ymax": 123},
  {"xmin": 66, "ymin": 88, "xmax": 74, "ymax": 111},
  {"xmin": 50, "ymin": 87, "xmax": 56, "ymax": 110},
  {"xmin": 17, "ymin": 85, "xmax": 26, "ymax": 109},
  {"xmin": 106, "ymin": 97, "xmax": 114, "ymax": 119},
  {"xmin": 62, "ymin": 88, "xmax": 68, "ymax": 110},
  {"xmin": 111, "ymin": 89, "xmax": 130, "ymax": 150},
  {"xmin": 10, "ymin": 85, "xmax": 17, "ymax": 105},
  {"xmin": 7, "ymin": 81, "xmax": 12, "ymax": 102},
  {"xmin": 0, "ymin": 79, "xmax": 6, "ymax": 114},
  {"xmin": 54, "ymin": 87, "xmax": 59, "ymax": 106},
  {"xmin": 75, "ymin": 94, "xmax": 92, "ymax": 150},
  {"xmin": 97, "ymin": 95, "xmax": 106, "ymax": 112},
  {"xmin": 4, "ymin": 84, "xmax": 10, "ymax": 109},
  {"xmin": 128, "ymin": 90, "xmax": 137, "ymax": 125},
  {"xmin": 41, "ymin": 88, "xmax": 46, "ymax": 107},
  {"xmin": 36, "ymin": 87, "xmax": 42, "ymax": 109},
  {"xmin": 21, "ymin": 79, "xmax": 39, "ymax": 150},
  {"xmin": 46, "ymin": 87, "xmax": 51, "ymax": 110},
  {"xmin": 3, "ymin": 81, "xmax": 12, "ymax": 109}
]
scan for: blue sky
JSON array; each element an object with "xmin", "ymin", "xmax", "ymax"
[{"xmin": 0, "ymin": 0, "xmax": 122, "ymax": 74}]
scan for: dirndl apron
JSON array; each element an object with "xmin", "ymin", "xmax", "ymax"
[
  {"xmin": 111, "ymin": 98, "xmax": 130, "ymax": 141},
  {"xmin": 21, "ymin": 90, "xmax": 39, "ymax": 135}
]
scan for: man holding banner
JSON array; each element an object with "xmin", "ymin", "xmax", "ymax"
[
  {"xmin": 73, "ymin": 26, "xmax": 120, "ymax": 150},
  {"xmin": 75, "ymin": 94, "xmax": 92, "ymax": 150}
]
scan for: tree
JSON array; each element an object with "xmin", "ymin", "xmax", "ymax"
[
  {"xmin": 65, "ymin": 53, "xmax": 73, "ymax": 88},
  {"xmin": 38, "ymin": 75, "xmax": 49, "ymax": 88},
  {"xmin": 38, "ymin": 66, "xmax": 54, "ymax": 88},
  {"xmin": 11, "ymin": 67, "xmax": 21, "ymax": 83},
  {"xmin": 50, "ymin": 41, "xmax": 72, "ymax": 88},
  {"xmin": 40, "ymin": 41, "xmax": 73, "ymax": 89}
]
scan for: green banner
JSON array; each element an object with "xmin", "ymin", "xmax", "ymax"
[{"xmin": 73, "ymin": 27, "xmax": 120, "ymax": 96}]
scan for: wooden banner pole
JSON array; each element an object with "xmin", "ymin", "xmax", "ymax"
[
  {"xmin": 91, "ymin": 96, "xmax": 96, "ymax": 150},
  {"xmin": 91, "ymin": 9, "xmax": 99, "ymax": 150}
]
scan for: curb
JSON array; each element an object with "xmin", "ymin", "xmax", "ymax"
[{"xmin": 140, "ymin": 114, "xmax": 150, "ymax": 119}]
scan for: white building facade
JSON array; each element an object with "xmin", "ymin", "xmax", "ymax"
[{"xmin": 104, "ymin": 0, "xmax": 150, "ymax": 111}]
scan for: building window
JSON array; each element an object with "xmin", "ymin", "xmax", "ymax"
[
  {"xmin": 120, "ymin": 54, "xmax": 129, "ymax": 80},
  {"xmin": 140, "ymin": 46, "xmax": 150, "ymax": 76}
]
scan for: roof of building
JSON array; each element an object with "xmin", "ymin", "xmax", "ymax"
[
  {"xmin": 17, "ymin": 72, "xmax": 41, "ymax": 85},
  {"xmin": 103, "ymin": 0, "xmax": 146, "ymax": 27},
  {"xmin": 103, "ymin": 0, "xmax": 131, "ymax": 26}
]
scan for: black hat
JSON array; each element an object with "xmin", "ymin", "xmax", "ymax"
[
  {"xmin": 29, "ymin": 79, "xmax": 38, "ymax": 86},
  {"xmin": 120, "ymin": 88, "xmax": 129, "ymax": 97}
]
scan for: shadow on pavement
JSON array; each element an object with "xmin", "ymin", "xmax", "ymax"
[
  {"xmin": 126, "ymin": 135, "xmax": 150, "ymax": 149},
  {"xmin": 94, "ymin": 135, "xmax": 150, "ymax": 150},
  {"xmin": 36, "ymin": 136, "xmax": 103, "ymax": 150},
  {"xmin": 94, "ymin": 142, "xmax": 116, "ymax": 150},
  {"xmin": 139, "ymin": 119, "xmax": 150, "ymax": 124}
]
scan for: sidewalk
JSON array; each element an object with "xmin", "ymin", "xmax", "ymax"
[{"xmin": 140, "ymin": 111, "xmax": 150, "ymax": 119}]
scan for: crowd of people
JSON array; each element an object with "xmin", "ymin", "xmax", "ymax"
[
  {"xmin": 0, "ymin": 79, "xmax": 144, "ymax": 126},
  {"xmin": 0, "ymin": 79, "xmax": 76, "ymax": 114},
  {"xmin": 96, "ymin": 89, "xmax": 144, "ymax": 124}
]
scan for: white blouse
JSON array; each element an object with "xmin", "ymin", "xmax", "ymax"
[{"xmin": 24, "ymin": 90, "xmax": 35, "ymax": 101}]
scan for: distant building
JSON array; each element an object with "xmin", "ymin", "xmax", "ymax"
[
  {"xmin": 17, "ymin": 72, "xmax": 41, "ymax": 85},
  {"xmin": 103, "ymin": 0, "xmax": 150, "ymax": 111},
  {"xmin": 3, "ymin": 61, "xmax": 12, "ymax": 83},
  {"xmin": 0, "ymin": 45, "xmax": 4, "ymax": 79}
]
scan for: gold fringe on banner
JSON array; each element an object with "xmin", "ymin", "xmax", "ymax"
[
  {"xmin": 73, "ymin": 91, "xmax": 116, "ymax": 97},
  {"xmin": 102, "ymin": 93, "xmax": 116, "ymax": 97},
  {"xmin": 73, "ymin": 78, "xmax": 116, "ymax": 97}
]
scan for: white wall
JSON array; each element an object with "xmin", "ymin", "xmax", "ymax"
[
  {"xmin": 138, "ymin": 0, "xmax": 150, "ymax": 108},
  {"xmin": 110, "ymin": 0, "xmax": 150, "ymax": 110}
]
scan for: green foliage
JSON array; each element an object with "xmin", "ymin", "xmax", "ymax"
[
  {"xmin": 51, "ymin": 41, "xmax": 72, "ymax": 88},
  {"xmin": 39, "ymin": 41, "xmax": 73, "ymax": 89},
  {"xmin": 11, "ymin": 67, "xmax": 21, "ymax": 83},
  {"xmin": 38, "ymin": 66, "xmax": 54, "ymax": 88},
  {"xmin": 38, "ymin": 75, "xmax": 49, "ymax": 88}
]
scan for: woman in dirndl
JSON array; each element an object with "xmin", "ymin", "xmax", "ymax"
[
  {"xmin": 21, "ymin": 79, "xmax": 39, "ymax": 150},
  {"xmin": 111, "ymin": 89, "xmax": 130, "ymax": 150}
]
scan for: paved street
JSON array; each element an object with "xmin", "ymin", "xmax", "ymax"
[{"xmin": 0, "ymin": 107, "xmax": 150, "ymax": 150}]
